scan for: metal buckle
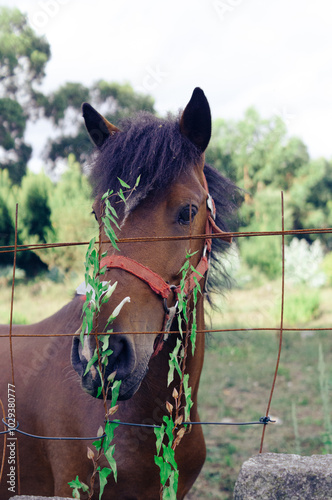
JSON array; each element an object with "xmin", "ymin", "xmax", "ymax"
[
  {"xmin": 203, "ymin": 243, "xmax": 208, "ymax": 258},
  {"xmin": 163, "ymin": 285, "xmax": 179, "ymax": 314},
  {"xmin": 206, "ymin": 194, "xmax": 216, "ymax": 219}
]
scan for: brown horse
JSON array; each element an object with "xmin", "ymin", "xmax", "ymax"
[{"xmin": 0, "ymin": 88, "xmax": 237, "ymax": 499}]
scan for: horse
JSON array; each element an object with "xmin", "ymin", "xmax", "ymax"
[{"xmin": 0, "ymin": 88, "xmax": 237, "ymax": 499}]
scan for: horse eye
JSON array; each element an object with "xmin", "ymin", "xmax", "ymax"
[
  {"xmin": 178, "ymin": 205, "xmax": 198, "ymax": 225},
  {"xmin": 91, "ymin": 210, "xmax": 98, "ymax": 222}
]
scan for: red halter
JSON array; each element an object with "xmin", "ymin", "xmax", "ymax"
[{"xmin": 100, "ymin": 176, "xmax": 232, "ymax": 355}]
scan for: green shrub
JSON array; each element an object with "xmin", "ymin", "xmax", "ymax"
[
  {"xmin": 322, "ymin": 252, "xmax": 332, "ymax": 286},
  {"xmin": 20, "ymin": 171, "xmax": 53, "ymax": 242},
  {"xmin": 285, "ymin": 238, "xmax": 326, "ymax": 288},
  {"xmin": 44, "ymin": 154, "xmax": 96, "ymax": 273},
  {"xmin": 0, "ymin": 194, "xmax": 15, "ymax": 266},
  {"xmin": 240, "ymin": 236, "xmax": 281, "ymax": 279},
  {"xmin": 278, "ymin": 287, "xmax": 320, "ymax": 326}
]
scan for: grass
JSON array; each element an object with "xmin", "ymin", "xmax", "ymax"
[
  {"xmin": 187, "ymin": 281, "xmax": 332, "ymax": 499},
  {"xmin": 0, "ymin": 273, "xmax": 79, "ymax": 324},
  {"xmin": 1, "ymin": 273, "xmax": 331, "ymax": 499}
]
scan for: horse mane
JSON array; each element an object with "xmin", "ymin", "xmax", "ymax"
[
  {"xmin": 203, "ymin": 163, "xmax": 239, "ymax": 297},
  {"xmin": 88, "ymin": 111, "xmax": 239, "ymax": 297}
]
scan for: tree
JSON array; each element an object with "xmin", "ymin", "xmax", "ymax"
[
  {"xmin": 0, "ymin": 97, "xmax": 32, "ymax": 184},
  {"xmin": 0, "ymin": 7, "xmax": 51, "ymax": 184},
  {"xmin": 206, "ymin": 108, "xmax": 332, "ymax": 276},
  {"xmin": 44, "ymin": 154, "xmax": 97, "ymax": 273},
  {"xmin": 43, "ymin": 80, "xmax": 156, "ymax": 168},
  {"xmin": 0, "ymin": 194, "xmax": 15, "ymax": 266},
  {"xmin": 0, "ymin": 170, "xmax": 48, "ymax": 275},
  {"xmin": 207, "ymin": 108, "xmax": 309, "ymax": 195},
  {"xmin": 20, "ymin": 172, "xmax": 53, "ymax": 243},
  {"xmin": 0, "ymin": 7, "xmax": 50, "ymax": 108},
  {"xmin": 289, "ymin": 158, "xmax": 332, "ymax": 248}
]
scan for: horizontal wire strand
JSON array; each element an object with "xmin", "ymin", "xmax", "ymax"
[
  {"xmin": 0, "ymin": 326, "xmax": 331, "ymax": 338},
  {"xmin": 1, "ymin": 226, "xmax": 332, "ymax": 255},
  {"xmin": 1, "ymin": 416, "xmax": 275, "ymax": 441}
]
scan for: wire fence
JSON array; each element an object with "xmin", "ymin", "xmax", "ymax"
[{"xmin": 1, "ymin": 194, "xmax": 332, "ymax": 490}]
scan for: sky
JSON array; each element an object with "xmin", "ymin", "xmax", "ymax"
[{"xmin": 2, "ymin": 0, "xmax": 332, "ymax": 170}]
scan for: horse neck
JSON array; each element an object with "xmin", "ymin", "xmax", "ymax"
[{"xmin": 13, "ymin": 296, "xmax": 83, "ymax": 336}]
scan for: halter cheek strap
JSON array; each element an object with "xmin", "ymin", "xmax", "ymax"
[{"xmin": 99, "ymin": 255, "xmax": 172, "ymax": 299}]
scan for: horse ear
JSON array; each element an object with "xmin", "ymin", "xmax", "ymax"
[
  {"xmin": 179, "ymin": 88, "xmax": 211, "ymax": 152},
  {"xmin": 82, "ymin": 102, "xmax": 120, "ymax": 148}
]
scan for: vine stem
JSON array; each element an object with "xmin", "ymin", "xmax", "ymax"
[
  {"xmin": 172, "ymin": 320, "xmax": 191, "ymax": 444},
  {"xmin": 173, "ymin": 207, "xmax": 194, "ymax": 441}
]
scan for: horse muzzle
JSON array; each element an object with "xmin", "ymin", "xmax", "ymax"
[{"xmin": 71, "ymin": 332, "xmax": 153, "ymax": 401}]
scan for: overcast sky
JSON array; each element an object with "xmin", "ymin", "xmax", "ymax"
[{"xmin": 2, "ymin": 0, "xmax": 332, "ymax": 169}]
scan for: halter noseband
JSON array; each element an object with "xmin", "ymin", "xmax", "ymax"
[{"xmin": 99, "ymin": 176, "xmax": 232, "ymax": 356}]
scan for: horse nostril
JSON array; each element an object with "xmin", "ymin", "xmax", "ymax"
[
  {"xmin": 107, "ymin": 335, "xmax": 135, "ymax": 381},
  {"xmin": 71, "ymin": 337, "xmax": 84, "ymax": 377}
]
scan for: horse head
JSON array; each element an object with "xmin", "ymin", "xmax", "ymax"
[{"xmin": 71, "ymin": 88, "xmax": 215, "ymax": 401}]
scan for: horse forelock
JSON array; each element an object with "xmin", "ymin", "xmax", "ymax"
[{"xmin": 89, "ymin": 111, "xmax": 202, "ymax": 216}]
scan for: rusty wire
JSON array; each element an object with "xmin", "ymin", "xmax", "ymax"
[
  {"xmin": 1, "ymin": 226, "xmax": 332, "ymax": 256},
  {"xmin": 259, "ymin": 192, "xmax": 285, "ymax": 453},
  {"xmin": 1, "ymin": 198, "xmax": 332, "ymax": 457},
  {"xmin": 0, "ymin": 326, "xmax": 332, "ymax": 339}
]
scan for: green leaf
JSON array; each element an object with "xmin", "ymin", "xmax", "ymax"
[
  {"xmin": 93, "ymin": 438, "xmax": 102, "ymax": 451},
  {"xmin": 186, "ymin": 250, "xmax": 198, "ymax": 259},
  {"xmin": 99, "ymin": 265, "xmax": 107, "ymax": 276},
  {"xmin": 190, "ymin": 315, "xmax": 197, "ymax": 356},
  {"xmin": 154, "ymin": 425, "xmax": 166, "ymax": 455},
  {"xmin": 103, "ymin": 217, "xmax": 120, "ymax": 251},
  {"xmin": 179, "ymin": 259, "xmax": 190, "ymax": 274},
  {"xmin": 87, "ymin": 237, "xmax": 96, "ymax": 255},
  {"xmin": 163, "ymin": 444, "xmax": 177, "ymax": 470},
  {"xmin": 96, "ymin": 365, "xmax": 104, "ymax": 398},
  {"xmin": 103, "ymin": 348, "xmax": 114, "ymax": 358},
  {"xmin": 107, "ymin": 213, "xmax": 121, "ymax": 230},
  {"xmin": 104, "ymin": 445, "xmax": 118, "ymax": 482},
  {"xmin": 101, "ymin": 189, "xmax": 113, "ymax": 201},
  {"xmin": 80, "ymin": 317, "xmax": 87, "ymax": 345},
  {"xmin": 68, "ymin": 475, "xmax": 89, "ymax": 495},
  {"xmin": 84, "ymin": 348, "xmax": 99, "ymax": 376},
  {"xmin": 99, "ymin": 334, "xmax": 110, "ymax": 352},
  {"xmin": 163, "ymin": 470, "xmax": 179, "ymax": 499},
  {"xmin": 135, "ymin": 175, "xmax": 141, "ymax": 187},
  {"xmin": 118, "ymin": 188, "xmax": 126, "ymax": 204},
  {"xmin": 107, "ymin": 201, "xmax": 119, "ymax": 220},
  {"xmin": 103, "ymin": 419, "xmax": 120, "ymax": 450},
  {"xmin": 98, "ymin": 467, "xmax": 113, "ymax": 499},
  {"xmin": 111, "ymin": 379, "xmax": 122, "ymax": 408},
  {"xmin": 154, "ymin": 456, "xmax": 172, "ymax": 487},
  {"xmin": 117, "ymin": 177, "xmax": 131, "ymax": 189},
  {"xmin": 163, "ymin": 415, "xmax": 175, "ymax": 444},
  {"xmin": 190, "ymin": 265, "xmax": 203, "ymax": 278},
  {"xmin": 167, "ymin": 338, "xmax": 182, "ymax": 386},
  {"xmin": 183, "ymin": 374, "xmax": 193, "ymax": 422}
]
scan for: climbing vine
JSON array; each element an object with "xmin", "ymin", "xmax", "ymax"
[
  {"xmin": 154, "ymin": 251, "xmax": 201, "ymax": 500},
  {"xmin": 69, "ymin": 179, "xmax": 139, "ymax": 499},
  {"xmin": 69, "ymin": 180, "xmax": 201, "ymax": 500}
]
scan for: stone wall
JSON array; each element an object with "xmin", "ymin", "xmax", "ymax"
[
  {"xmin": 10, "ymin": 496, "xmax": 72, "ymax": 500},
  {"xmin": 234, "ymin": 453, "xmax": 332, "ymax": 499}
]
